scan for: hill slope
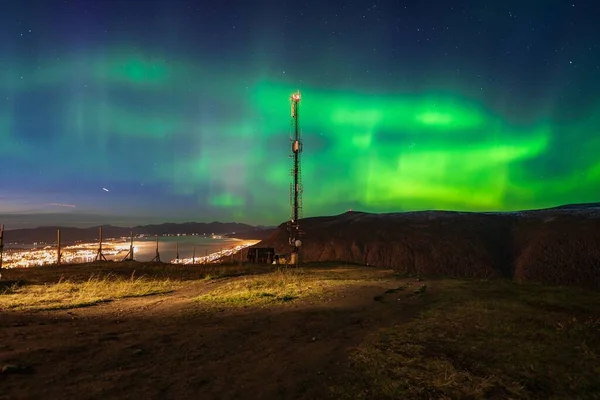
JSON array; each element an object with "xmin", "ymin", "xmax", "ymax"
[{"xmin": 257, "ymin": 206, "xmax": 600, "ymax": 289}]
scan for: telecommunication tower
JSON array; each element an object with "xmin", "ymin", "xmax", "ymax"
[{"xmin": 288, "ymin": 91, "xmax": 303, "ymax": 265}]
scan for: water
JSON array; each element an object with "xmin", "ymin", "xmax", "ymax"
[
  {"xmin": 2, "ymin": 236, "xmax": 258, "ymax": 268},
  {"xmin": 131, "ymin": 236, "xmax": 248, "ymax": 262}
]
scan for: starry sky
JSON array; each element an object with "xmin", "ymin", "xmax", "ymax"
[{"xmin": 1, "ymin": 0, "xmax": 599, "ymax": 228}]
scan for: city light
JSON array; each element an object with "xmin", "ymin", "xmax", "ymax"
[
  {"xmin": 171, "ymin": 242, "xmax": 257, "ymax": 264},
  {"xmin": 2, "ymin": 242, "xmax": 131, "ymax": 268},
  {"xmin": 2, "ymin": 239, "xmax": 259, "ymax": 268}
]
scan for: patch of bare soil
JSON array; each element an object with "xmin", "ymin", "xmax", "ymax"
[{"xmin": 0, "ymin": 266, "xmax": 428, "ymax": 400}]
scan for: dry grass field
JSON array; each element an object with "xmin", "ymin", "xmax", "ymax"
[{"xmin": 1, "ymin": 261, "xmax": 599, "ymax": 399}]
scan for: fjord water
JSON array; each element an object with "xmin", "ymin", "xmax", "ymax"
[{"xmin": 131, "ymin": 236, "xmax": 247, "ymax": 262}]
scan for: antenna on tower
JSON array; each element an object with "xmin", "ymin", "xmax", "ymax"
[{"xmin": 288, "ymin": 90, "xmax": 303, "ymax": 266}]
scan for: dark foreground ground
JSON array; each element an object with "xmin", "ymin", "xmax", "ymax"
[{"xmin": 1, "ymin": 262, "xmax": 599, "ymax": 400}]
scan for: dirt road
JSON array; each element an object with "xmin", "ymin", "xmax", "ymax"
[{"xmin": 1, "ymin": 266, "xmax": 425, "ymax": 400}]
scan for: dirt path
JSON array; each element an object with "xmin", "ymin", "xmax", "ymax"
[{"xmin": 0, "ymin": 267, "xmax": 429, "ymax": 400}]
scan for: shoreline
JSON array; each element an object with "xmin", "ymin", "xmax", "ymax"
[{"xmin": 1, "ymin": 237, "xmax": 262, "ymax": 269}]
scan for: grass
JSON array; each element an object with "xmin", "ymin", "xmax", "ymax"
[
  {"xmin": 2, "ymin": 261, "xmax": 256, "ymax": 285},
  {"xmin": 333, "ymin": 279, "xmax": 600, "ymax": 400},
  {"xmin": 0, "ymin": 273, "xmax": 180, "ymax": 311},
  {"xmin": 2, "ymin": 262, "xmax": 599, "ymax": 398},
  {"xmin": 193, "ymin": 267, "xmax": 363, "ymax": 307}
]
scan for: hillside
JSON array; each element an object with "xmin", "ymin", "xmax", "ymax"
[
  {"xmin": 257, "ymin": 205, "xmax": 600, "ymax": 289},
  {"xmin": 4, "ymin": 222, "xmax": 264, "ymax": 245}
]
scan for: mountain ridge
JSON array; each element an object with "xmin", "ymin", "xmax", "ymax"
[{"xmin": 3, "ymin": 222, "xmax": 272, "ymax": 244}]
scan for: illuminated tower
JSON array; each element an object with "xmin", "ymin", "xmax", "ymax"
[{"xmin": 289, "ymin": 91, "xmax": 303, "ymax": 265}]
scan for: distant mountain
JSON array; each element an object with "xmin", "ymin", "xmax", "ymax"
[
  {"xmin": 225, "ymin": 228, "xmax": 276, "ymax": 240},
  {"xmin": 3, "ymin": 222, "xmax": 269, "ymax": 244},
  {"xmin": 544, "ymin": 202, "xmax": 600, "ymax": 210}
]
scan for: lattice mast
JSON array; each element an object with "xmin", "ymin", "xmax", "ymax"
[{"xmin": 289, "ymin": 91, "xmax": 303, "ymax": 256}]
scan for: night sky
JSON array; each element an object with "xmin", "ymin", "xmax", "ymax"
[{"xmin": 1, "ymin": 0, "xmax": 599, "ymax": 228}]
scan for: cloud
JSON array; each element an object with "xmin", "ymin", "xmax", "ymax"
[{"xmin": 45, "ymin": 203, "xmax": 77, "ymax": 208}]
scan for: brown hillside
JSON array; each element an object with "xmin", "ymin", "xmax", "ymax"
[
  {"xmin": 257, "ymin": 208, "xmax": 600, "ymax": 290},
  {"xmin": 513, "ymin": 211, "xmax": 600, "ymax": 288}
]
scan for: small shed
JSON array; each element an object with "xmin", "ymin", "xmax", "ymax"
[{"xmin": 247, "ymin": 247, "xmax": 275, "ymax": 264}]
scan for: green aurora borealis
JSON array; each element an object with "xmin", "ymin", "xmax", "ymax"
[{"xmin": 1, "ymin": 1, "xmax": 600, "ymax": 227}]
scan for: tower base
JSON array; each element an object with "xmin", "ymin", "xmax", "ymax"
[{"xmin": 289, "ymin": 252, "xmax": 301, "ymax": 267}]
